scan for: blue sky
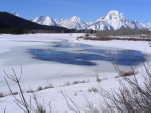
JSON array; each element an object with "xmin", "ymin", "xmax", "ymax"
[{"xmin": 1, "ymin": 0, "xmax": 150, "ymax": 22}]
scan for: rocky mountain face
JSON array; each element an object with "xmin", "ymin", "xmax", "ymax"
[
  {"xmin": 89, "ymin": 10, "xmax": 144, "ymax": 30},
  {"xmin": 32, "ymin": 16, "xmax": 57, "ymax": 26},
  {"xmin": 57, "ymin": 16, "xmax": 87, "ymax": 30},
  {"xmin": 141, "ymin": 23, "xmax": 151, "ymax": 31}
]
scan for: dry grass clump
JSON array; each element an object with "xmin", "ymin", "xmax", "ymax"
[
  {"xmin": 0, "ymin": 93, "xmax": 5, "ymax": 98},
  {"xmin": 88, "ymin": 87, "xmax": 98, "ymax": 93},
  {"xmin": 72, "ymin": 80, "xmax": 88, "ymax": 85},
  {"xmin": 119, "ymin": 70, "xmax": 137, "ymax": 77},
  {"xmin": 96, "ymin": 75, "xmax": 101, "ymax": 82}
]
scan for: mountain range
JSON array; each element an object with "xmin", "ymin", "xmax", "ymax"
[{"xmin": 32, "ymin": 10, "xmax": 151, "ymax": 31}]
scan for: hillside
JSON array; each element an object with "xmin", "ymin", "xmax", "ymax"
[{"xmin": 0, "ymin": 12, "xmax": 71, "ymax": 34}]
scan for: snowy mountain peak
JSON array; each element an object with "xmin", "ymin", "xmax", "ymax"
[
  {"xmin": 104, "ymin": 10, "xmax": 125, "ymax": 21},
  {"xmin": 32, "ymin": 16, "xmax": 57, "ymax": 26},
  {"xmin": 13, "ymin": 12, "xmax": 20, "ymax": 17},
  {"xmin": 90, "ymin": 10, "xmax": 144, "ymax": 30},
  {"xmin": 70, "ymin": 16, "xmax": 81, "ymax": 22},
  {"xmin": 102, "ymin": 10, "xmax": 126, "ymax": 30},
  {"xmin": 58, "ymin": 16, "xmax": 87, "ymax": 30}
]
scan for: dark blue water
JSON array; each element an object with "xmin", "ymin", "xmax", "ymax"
[{"xmin": 28, "ymin": 41, "xmax": 146, "ymax": 66}]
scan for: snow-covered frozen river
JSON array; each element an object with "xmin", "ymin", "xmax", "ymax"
[
  {"xmin": 0, "ymin": 33, "xmax": 151, "ymax": 113},
  {"xmin": 0, "ymin": 33, "xmax": 150, "ymax": 91}
]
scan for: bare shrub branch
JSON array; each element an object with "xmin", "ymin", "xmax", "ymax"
[
  {"xmin": 3, "ymin": 68, "xmax": 51, "ymax": 113},
  {"xmin": 102, "ymin": 64, "xmax": 151, "ymax": 113}
]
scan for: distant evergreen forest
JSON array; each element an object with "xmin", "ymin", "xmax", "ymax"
[{"xmin": 95, "ymin": 29, "xmax": 151, "ymax": 37}]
